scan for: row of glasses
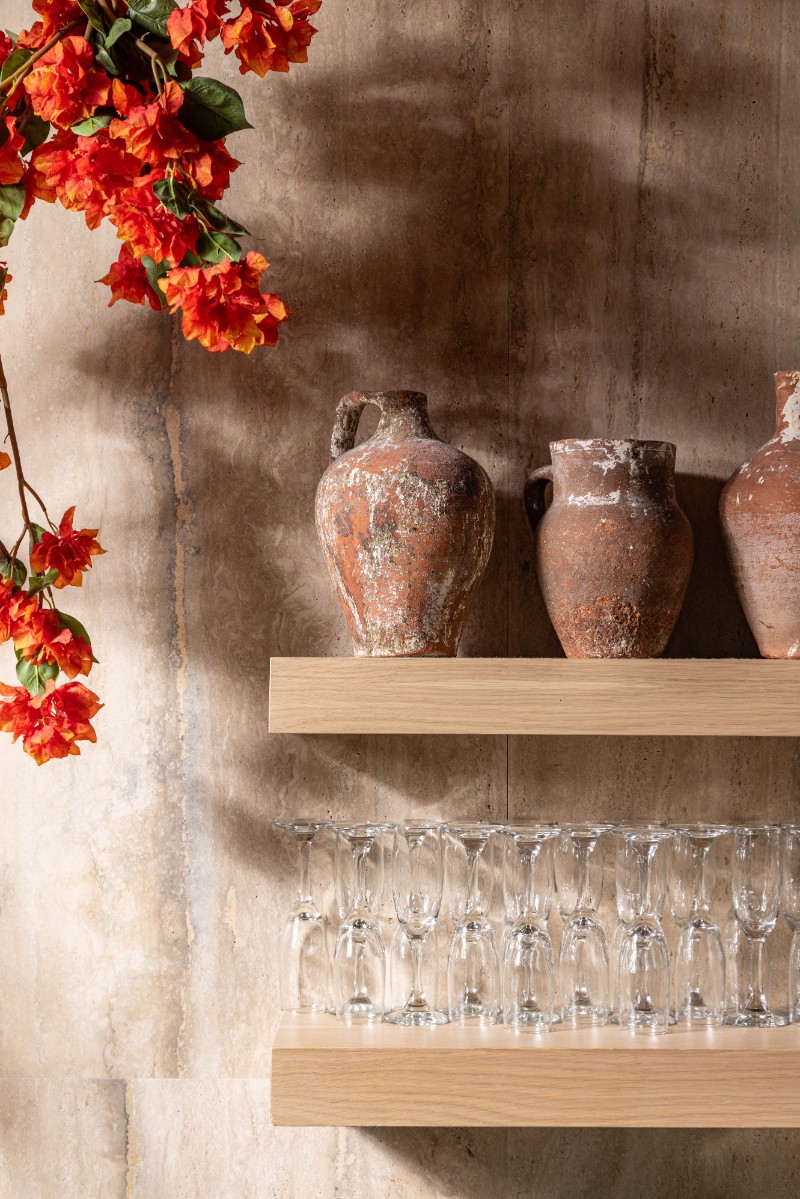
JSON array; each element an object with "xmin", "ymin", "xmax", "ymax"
[{"xmin": 273, "ymin": 818, "xmax": 800, "ymax": 1030}]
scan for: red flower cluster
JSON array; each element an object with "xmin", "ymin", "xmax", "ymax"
[
  {"xmin": 0, "ymin": 679, "xmax": 102, "ymax": 765},
  {"xmin": 160, "ymin": 250, "xmax": 287, "ymax": 352},
  {"xmin": 0, "ymin": 0, "xmax": 324, "ymax": 354},
  {"xmin": 0, "ymin": 508, "xmax": 104, "ymax": 763}
]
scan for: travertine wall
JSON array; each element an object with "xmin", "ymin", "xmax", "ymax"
[{"xmin": 1, "ymin": 0, "xmax": 799, "ymax": 1193}]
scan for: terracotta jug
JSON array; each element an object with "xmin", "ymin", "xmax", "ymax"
[
  {"xmin": 316, "ymin": 390, "xmax": 495, "ymax": 656},
  {"xmin": 720, "ymin": 371, "xmax": 800, "ymax": 658},
  {"xmin": 524, "ymin": 439, "xmax": 693, "ymax": 658}
]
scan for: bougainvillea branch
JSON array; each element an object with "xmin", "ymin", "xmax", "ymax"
[{"xmin": 0, "ymin": 0, "xmax": 322, "ymax": 760}]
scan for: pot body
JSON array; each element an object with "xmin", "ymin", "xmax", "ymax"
[
  {"xmin": 720, "ymin": 371, "xmax": 800, "ymax": 658},
  {"xmin": 524, "ymin": 439, "xmax": 693, "ymax": 658},
  {"xmin": 316, "ymin": 390, "xmax": 495, "ymax": 656}
]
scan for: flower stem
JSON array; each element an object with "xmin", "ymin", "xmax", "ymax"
[{"xmin": 0, "ymin": 347, "xmax": 34, "ymax": 557}]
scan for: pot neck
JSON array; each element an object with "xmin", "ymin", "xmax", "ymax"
[
  {"xmin": 549, "ymin": 440, "xmax": 677, "ymax": 498},
  {"xmin": 774, "ymin": 372, "xmax": 800, "ymax": 441},
  {"xmin": 374, "ymin": 391, "xmax": 436, "ymax": 441}
]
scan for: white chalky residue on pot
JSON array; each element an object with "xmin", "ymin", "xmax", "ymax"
[
  {"xmin": 779, "ymin": 376, "xmax": 800, "ymax": 442},
  {"xmin": 567, "ymin": 489, "xmax": 621, "ymax": 507}
]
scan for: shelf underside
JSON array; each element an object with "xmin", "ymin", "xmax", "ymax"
[
  {"xmin": 271, "ymin": 1014, "xmax": 800, "ymax": 1128},
  {"xmin": 268, "ymin": 658, "xmax": 800, "ymax": 737}
]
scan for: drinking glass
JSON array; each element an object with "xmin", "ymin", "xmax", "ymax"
[
  {"xmin": 782, "ymin": 825, "xmax": 800, "ymax": 1023},
  {"xmin": 273, "ymin": 819, "xmax": 331, "ymax": 1013},
  {"xmin": 332, "ymin": 822, "xmax": 391, "ymax": 1021},
  {"xmin": 609, "ymin": 834, "xmax": 637, "ymax": 1017},
  {"xmin": 388, "ymin": 922, "xmax": 441, "ymax": 1015},
  {"xmin": 502, "ymin": 823, "xmax": 559, "ymax": 1032},
  {"xmin": 616, "ymin": 825, "xmax": 676, "ymax": 1034},
  {"xmin": 385, "ymin": 821, "xmax": 448, "ymax": 1026},
  {"xmin": 556, "ymin": 824, "xmax": 613, "ymax": 1025},
  {"xmin": 670, "ymin": 823, "xmax": 729, "ymax": 1025},
  {"xmin": 446, "ymin": 821, "xmax": 503, "ymax": 1023},
  {"xmin": 728, "ymin": 823, "xmax": 786, "ymax": 1027}
]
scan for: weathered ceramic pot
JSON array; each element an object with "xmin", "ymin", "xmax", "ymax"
[
  {"xmin": 720, "ymin": 371, "xmax": 800, "ymax": 658},
  {"xmin": 316, "ymin": 390, "xmax": 495, "ymax": 656},
  {"xmin": 524, "ymin": 439, "xmax": 693, "ymax": 658}
]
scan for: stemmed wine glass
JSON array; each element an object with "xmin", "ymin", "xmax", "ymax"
[
  {"xmin": 727, "ymin": 823, "xmax": 786, "ymax": 1027},
  {"xmin": 273, "ymin": 819, "xmax": 331, "ymax": 1013},
  {"xmin": 385, "ymin": 821, "xmax": 448, "ymax": 1025},
  {"xmin": 616, "ymin": 825, "xmax": 676, "ymax": 1034},
  {"xmin": 502, "ymin": 822, "xmax": 559, "ymax": 1032},
  {"xmin": 670, "ymin": 823, "xmax": 730, "ymax": 1025},
  {"xmin": 446, "ymin": 821, "xmax": 503, "ymax": 1023},
  {"xmin": 556, "ymin": 824, "xmax": 613, "ymax": 1025},
  {"xmin": 332, "ymin": 822, "xmax": 391, "ymax": 1021},
  {"xmin": 781, "ymin": 824, "xmax": 800, "ymax": 1024}
]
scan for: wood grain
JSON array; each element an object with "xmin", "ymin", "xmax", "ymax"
[
  {"xmin": 271, "ymin": 1014, "xmax": 800, "ymax": 1128},
  {"xmin": 268, "ymin": 657, "xmax": 800, "ymax": 736}
]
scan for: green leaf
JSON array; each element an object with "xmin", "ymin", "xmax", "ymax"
[
  {"xmin": 71, "ymin": 113, "xmax": 113, "ymax": 137},
  {"xmin": 27, "ymin": 569, "xmax": 58, "ymax": 597},
  {"xmin": 195, "ymin": 229, "xmax": 242, "ymax": 264},
  {"xmin": 152, "ymin": 176, "xmax": 193, "ymax": 219},
  {"xmin": 126, "ymin": 0, "xmax": 177, "ymax": 37},
  {"xmin": 188, "ymin": 193, "xmax": 248, "ymax": 236},
  {"xmin": 0, "ymin": 47, "xmax": 31, "ymax": 83},
  {"xmin": 94, "ymin": 46, "xmax": 119, "ymax": 75},
  {"xmin": 178, "ymin": 77, "xmax": 252, "ymax": 142},
  {"xmin": 57, "ymin": 611, "xmax": 93, "ymax": 649},
  {"xmin": 105, "ymin": 16, "xmax": 132, "ymax": 46},
  {"xmin": 141, "ymin": 255, "xmax": 170, "ymax": 308},
  {"xmin": 16, "ymin": 657, "xmax": 59, "ymax": 696},
  {"xmin": 0, "ymin": 180, "xmax": 24, "ymax": 247},
  {"xmin": 29, "ymin": 523, "xmax": 46, "ymax": 546},
  {"xmin": 21, "ymin": 115, "xmax": 50, "ymax": 156},
  {"xmin": 0, "ymin": 555, "xmax": 26, "ymax": 587},
  {"xmin": 77, "ymin": 0, "xmax": 106, "ymax": 31}
]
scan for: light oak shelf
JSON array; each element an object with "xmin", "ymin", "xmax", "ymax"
[
  {"xmin": 271, "ymin": 1014, "xmax": 800, "ymax": 1128},
  {"xmin": 268, "ymin": 657, "xmax": 800, "ymax": 737}
]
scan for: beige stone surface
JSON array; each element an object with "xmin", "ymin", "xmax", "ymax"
[{"xmin": 1, "ymin": 0, "xmax": 799, "ymax": 1192}]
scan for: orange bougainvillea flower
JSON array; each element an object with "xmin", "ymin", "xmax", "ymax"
[
  {"xmin": 29, "ymin": 129, "xmax": 141, "ymax": 230},
  {"xmin": 23, "ymin": 35, "xmax": 111, "ymax": 129},
  {"xmin": 0, "ymin": 678, "xmax": 102, "ymax": 764},
  {"xmin": 98, "ymin": 243, "xmax": 162, "ymax": 310},
  {"xmin": 30, "ymin": 506, "xmax": 105, "ymax": 588},
  {"xmin": 0, "ymin": 580, "xmax": 37, "ymax": 645},
  {"xmin": 221, "ymin": 0, "xmax": 319, "ymax": 75},
  {"xmin": 0, "ymin": 264, "xmax": 11, "ymax": 318},
  {"xmin": 14, "ymin": 608, "xmax": 93, "ymax": 679},
  {"xmin": 168, "ymin": 0, "xmax": 230, "ymax": 58},
  {"xmin": 109, "ymin": 82, "xmax": 199, "ymax": 166},
  {"xmin": 18, "ymin": 0, "xmax": 83, "ymax": 47},
  {"xmin": 0, "ymin": 117, "xmax": 25, "ymax": 187},
  {"xmin": 0, "ymin": 453, "xmax": 9, "ymax": 470},
  {"xmin": 109, "ymin": 178, "xmax": 201, "ymax": 263},
  {"xmin": 160, "ymin": 251, "xmax": 288, "ymax": 352}
]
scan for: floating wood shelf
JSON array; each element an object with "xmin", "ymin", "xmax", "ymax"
[
  {"xmin": 268, "ymin": 657, "xmax": 800, "ymax": 737},
  {"xmin": 271, "ymin": 1014, "xmax": 800, "ymax": 1128}
]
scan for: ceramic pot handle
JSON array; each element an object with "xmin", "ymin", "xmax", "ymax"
[
  {"xmin": 330, "ymin": 391, "xmax": 382, "ymax": 460},
  {"xmin": 524, "ymin": 465, "xmax": 554, "ymax": 532}
]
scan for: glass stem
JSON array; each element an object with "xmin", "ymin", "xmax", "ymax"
[
  {"xmin": 296, "ymin": 835, "xmax": 313, "ymax": 906},
  {"xmin": 407, "ymin": 934, "xmax": 427, "ymax": 1010},
  {"xmin": 744, "ymin": 933, "xmax": 768, "ymax": 1014}
]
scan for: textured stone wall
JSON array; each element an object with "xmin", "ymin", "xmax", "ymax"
[{"xmin": 1, "ymin": 0, "xmax": 799, "ymax": 1193}]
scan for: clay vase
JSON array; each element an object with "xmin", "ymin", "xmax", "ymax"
[
  {"xmin": 720, "ymin": 371, "xmax": 800, "ymax": 658},
  {"xmin": 524, "ymin": 439, "xmax": 693, "ymax": 658},
  {"xmin": 316, "ymin": 390, "xmax": 495, "ymax": 656}
]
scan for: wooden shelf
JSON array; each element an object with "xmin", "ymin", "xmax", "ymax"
[
  {"xmin": 268, "ymin": 657, "xmax": 800, "ymax": 737},
  {"xmin": 271, "ymin": 1013, "xmax": 800, "ymax": 1128}
]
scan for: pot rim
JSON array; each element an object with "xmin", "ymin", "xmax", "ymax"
[{"xmin": 549, "ymin": 437, "xmax": 676, "ymax": 453}]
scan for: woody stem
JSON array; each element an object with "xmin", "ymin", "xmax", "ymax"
[{"xmin": 0, "ymin": 346, "xmax": 34, "ymax": 556}]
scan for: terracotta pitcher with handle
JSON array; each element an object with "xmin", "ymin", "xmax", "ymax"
[
  {"xmin": 524, "ymin": 439, "xmax": 693, "ymax": 658},
  {"xmin": 316, "ymin": 390, "xmax": 495, "ymax": 656}
]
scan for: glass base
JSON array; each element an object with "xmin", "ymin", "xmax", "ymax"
[
  {"xmin": 675, "ymin": 1004, "xmax": 724, "ymax": 1026},
  {"xmin": 726, "ymin": 1008, "xmax": 788, "ymax": 1028},
  {"xmin": 562, "ymin": 1005, "xmax": 610, "ymax": 1026},
  {"xmin": 618, "ymin": 1011, "xmax": 670, "ymax": 1035},
  {"xmin": 338, "ymin": 996, "xmax": 383, "ymax": 1021},
  {"xmin": 503, "ymin": 1011, "xmax": 553, "ymax": 1033},
  {"xmin": 383, "ymin": 1007, "xmax": 449, "ymax": 1026}
]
